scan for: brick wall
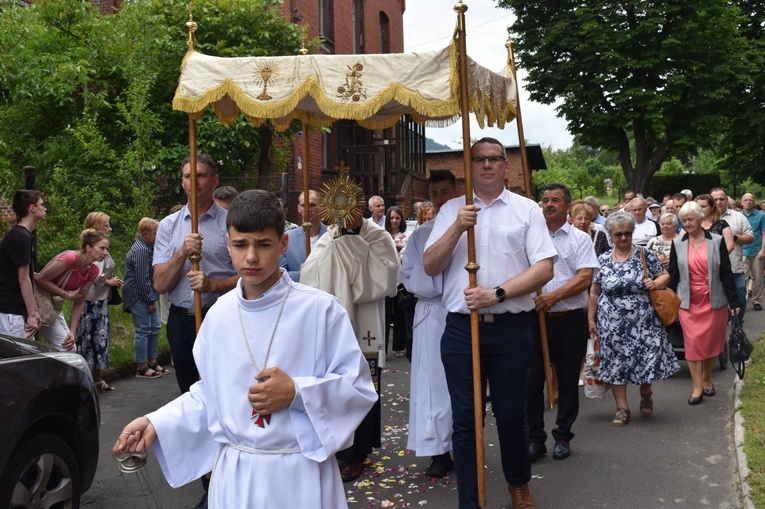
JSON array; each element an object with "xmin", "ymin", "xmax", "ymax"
[{"xmin": 426, "ymin": 146, "xmax": 534, "ymax": 195}]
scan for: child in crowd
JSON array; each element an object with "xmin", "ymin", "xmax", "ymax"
[{"xmin": 114, "ymin": 190, "xmax": 377, "ymax": 507}]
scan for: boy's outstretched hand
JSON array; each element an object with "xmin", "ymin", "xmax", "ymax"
[
  {"xmin": 248, "ymin": 367, "xmax": 296, "ymax": 416},
  {"xmin": 113, "ymin": 416, "xmax": 157, "ymax": 455}
]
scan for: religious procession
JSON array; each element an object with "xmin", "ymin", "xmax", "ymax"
[{"xmin": 1, "ymin": 1, "xmax": 762, "ymax": 509}]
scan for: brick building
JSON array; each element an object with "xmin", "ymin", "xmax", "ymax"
[
  {"xmin": 426, "ymin": 144, "xmax": 547, "ymax": 198},
  {"xmin": 278, "ymin": 0, "xmax": 427, "ymax": 220}
]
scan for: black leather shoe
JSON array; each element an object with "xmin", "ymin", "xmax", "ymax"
[
  {"xmin": 425, "ymin": 452, "xmax": 454, "ymax": 477},
  {"xmin": 702, "ymin": 386, "xmax": 716, "ymax": 397},
  {"xmin": 688, "ymin": 394, "xmax": 704, "ymax": 405},
  {"xmin": 553, "ymin": 440, "xmax": 571, "ymax": 460},
  {"xmin": 528, "ymin": 442, "xmax": 547, "ymax": 462}
]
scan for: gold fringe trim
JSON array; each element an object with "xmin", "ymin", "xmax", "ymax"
[{"xmin": 172, "ymin": 42, "xmax": 517, "ymax": 130}]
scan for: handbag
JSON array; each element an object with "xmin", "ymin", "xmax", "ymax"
[
  {"xmin": 729, "ymin": 314, "xmax": 754, "ymax": 379},
  {"xmin": 583, "ymin": 337, "xmax": 609, "ymax": 399},
  {"xmin": 34, "ymin": 265, "xmax": 75, "ymax": 327},
  {"xmin": 108, "ymin": 287, "xmax": 123, "ymax": 306},
  {"xmin": 640, "ymin": 247, "xmax": 681, "ymax": 327}
]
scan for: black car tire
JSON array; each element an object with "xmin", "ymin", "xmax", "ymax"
[{"xmin": 0, "ymin": 432, "xmax": 82, "ymax": 509}]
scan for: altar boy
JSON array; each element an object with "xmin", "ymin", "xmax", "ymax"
[{"xmin": 114, "ymin": 190, "xmax": 377, "ymax": 508}]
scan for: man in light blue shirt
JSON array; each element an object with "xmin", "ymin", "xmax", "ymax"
[{"xmin": 741, "ymin": 193, "xmax": 765, "ymax": 311}]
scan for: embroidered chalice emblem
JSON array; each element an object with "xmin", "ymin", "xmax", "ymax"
[
  {"xmin": 337, "ymin": 63, "xmax": 367, "ymax": 102},
  {"xmin": 254, "ymin": 61, "xmax": 276, "ymax": 101}
]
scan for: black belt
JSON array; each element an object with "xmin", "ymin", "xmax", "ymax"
[
  {"xmin": 545, "ymin": 309, "xmax": 584, "ymax": 318},
  {"xmin": 170, "ymin": 304, "xmax": 211, "ymax": 316},
  {"xmin": 450, "ymin": 312, "xmax": 514, "ymax": 324}
]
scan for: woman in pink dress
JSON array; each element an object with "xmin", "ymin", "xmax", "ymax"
[{"xmin": 668, "ymin": 202, "xmax": 739, "ymax": 405}]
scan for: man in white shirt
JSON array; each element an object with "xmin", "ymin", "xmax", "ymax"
[
  {"xmin": 630, "ymin": 197, "xmax": 660, "ymax": 246},
  {"xmin": 423, "ymin": 138, "xmax": 557, "ymax": 509},
  {"xmin": 368, "ymin": 195, "xmax": 386, "ymax": 228},
  {"xmin": 711, "ymin": 187, "xmax": 753, "ymax": 322},
  {"xmin": 528, "ymin": 184, "xmax": 599, "ymax": 463}
]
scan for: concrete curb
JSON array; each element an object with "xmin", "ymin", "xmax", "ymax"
[{"xmin": 733, "ymin": 374, "xmax": 756, "ymax": 509}]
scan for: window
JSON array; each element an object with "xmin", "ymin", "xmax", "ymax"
[
  {"xmin": 319, "ymin": 0, "xmax": 333, "ymax": 40},
  {"xmin": 353, "ymin": 0, "xmax": 364, "ymax": 54},
  {"xmin": 379, "ymin": 12, "xmax": 390, "ymax": 53}
]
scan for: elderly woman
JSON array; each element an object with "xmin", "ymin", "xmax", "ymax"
[
  {"xmin": 570, "ymin": 200, "xmax": 610, "ymax": 257},
  {"xmin": 75, "ymin": 212, "xmax": 124, "ymax": 392},
  {"xmin": 588, "ymin": 212, "xmax": 680, "ymax": 426},
  {"xmin": 36, "ymin": 229, "xmax": 108, "ymax": 353},
  {"xmin": 646, "ymin": 213, "xmax": 680, "ymax": 267},
  {"xmin": 668, "ymin": 202, "xmax": 739, "ymax": 404}
]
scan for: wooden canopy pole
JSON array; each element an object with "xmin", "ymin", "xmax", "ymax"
[
  {"xmin": 302, "ymin": 120, "xmax": 311, "ymax": 258},
  {"xmin": 184, "ymin": 5, "xmax": 203, "ymax": 333},
  {"xmin": 506, "ymin": 34, "xmax": 554, "ymax": 410},
  {"xmin": 455, "ymin": 2, "xmax": 485, "ymax": 506},
  {"xmin": 299, "ymin": 44, "xmax": 312, "ymax": 259},
  {"xmin": 188, "ymin": 118, "xmax": 203, "ymax": 332}
]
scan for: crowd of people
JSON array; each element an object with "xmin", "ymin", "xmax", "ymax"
[{"xmin": 2, "ymin": 144, "xmax": 764, "ymax": 509}]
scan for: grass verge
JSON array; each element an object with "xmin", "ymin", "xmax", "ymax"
[{"xmin": 738, "ymin": 332, "xmax": 765, "ymax": 507}]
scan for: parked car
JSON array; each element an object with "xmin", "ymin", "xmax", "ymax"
[{"xmin": 0, "ymin": 333, "xmax": 100, "ymax": 508}]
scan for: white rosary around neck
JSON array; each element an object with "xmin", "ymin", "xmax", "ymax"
[{"xmin": 237, "ymin": 279, "xmax": 292, "ymax": 374}]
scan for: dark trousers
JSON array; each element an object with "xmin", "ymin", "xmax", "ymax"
[
  {"xmin": 167, "ymin": 305, "xmax": 208, "ymax": 394},
  {"xmin": 527, "ymin": 310, "xmax": 588, "ymax": 445},
  {"xmin": 442, "ymin": 312, "xmax": 532, "ymax": 509}
]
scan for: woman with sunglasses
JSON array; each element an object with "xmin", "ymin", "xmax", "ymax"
[{"xmin": 588, "ymin": 212, "xmax": 680, "ymax": 426}]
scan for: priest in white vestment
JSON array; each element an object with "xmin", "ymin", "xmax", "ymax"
[{"xmin": 301, "ymin": 210, "xmax": 398, "ymax": 482}]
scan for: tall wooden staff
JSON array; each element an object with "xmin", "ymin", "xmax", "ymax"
[
  {"xmin": 299, "ymin": 44, "xmax": 312, "ymax": 259},
  {"xmin": 185, "ymin": 9, "xmax": 203, "ymax": 332},
  {"xmin": 506, "ymin": 33, "xmax": 555, "ymax": 410},
  {"xmin": 454, "ymin": 2, "xmax": 485, "ymax": 506}
]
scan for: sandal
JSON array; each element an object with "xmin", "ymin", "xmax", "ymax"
[
  {"xmin": 640, "ymin": 391, "xmax": 653, "ymax": 415},
  {"xmin": 96, "ymin": 381, "xmax": 117, "ymax": 392},
  {"xmin": 148, "ymin": 362, "xmax": 170, "ymax": 375},
  {"xmin": 136, "ymin": 365, "xmax": 162, "ymax": 379},
  {"xmin": 612, "ymin": 407, "xmax": 630, "ymax": 427}
]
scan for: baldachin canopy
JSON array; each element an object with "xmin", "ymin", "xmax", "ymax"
[{"xmin": 172, "ymin": 42, "xmax": 517, "ymax": 131}]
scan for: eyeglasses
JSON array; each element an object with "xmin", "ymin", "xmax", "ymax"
[
  {"xmin": 470, "ymin": 155, "xmax": 506, "ymax": 164},
  {"xmin": 611, "ymin": 231, "xmax": 633, "ymax": 238}
]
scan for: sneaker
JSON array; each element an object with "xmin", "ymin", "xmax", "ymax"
[
  {"xmin": 425, "ymin": 452, "xmax": 454, "ymax": 477},
  {"xmin": 754, "ymin": 303, "xmax": 762, "ymax": 311}
]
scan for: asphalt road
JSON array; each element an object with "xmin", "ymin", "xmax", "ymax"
[{"xmin": 83, "ymin": 301, "xmax": 763, "ymax": 508}]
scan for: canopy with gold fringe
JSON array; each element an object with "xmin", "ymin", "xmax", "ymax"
[{"xmin": 172, "ymin": 41, "xmax": 517, "ymax": 130}]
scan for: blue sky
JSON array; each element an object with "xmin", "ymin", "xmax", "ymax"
[{"xmin": 403, "ymin": 0, "xmax": 573, "ymax": 150}]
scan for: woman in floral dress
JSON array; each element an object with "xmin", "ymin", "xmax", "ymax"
[{"xmin": 588, "ymin": 212, "xmax": 680, "ymax": 426}]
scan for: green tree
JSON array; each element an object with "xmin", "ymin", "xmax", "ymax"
[
  {"xmin": 0, "ymin": 0, "xmax": 309, "ymax": 264},
  {"xmin": 500, "ymin": 0, "xmax": 752, "ymax": 195},
  {"xmin": 717, "ymin": 1, "xmax": 765, "ymax": 183}
]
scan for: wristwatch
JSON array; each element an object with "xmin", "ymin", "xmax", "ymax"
[{"xmin": 494, "ymin": 286, "xmax": 506, "ymax": 303}]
